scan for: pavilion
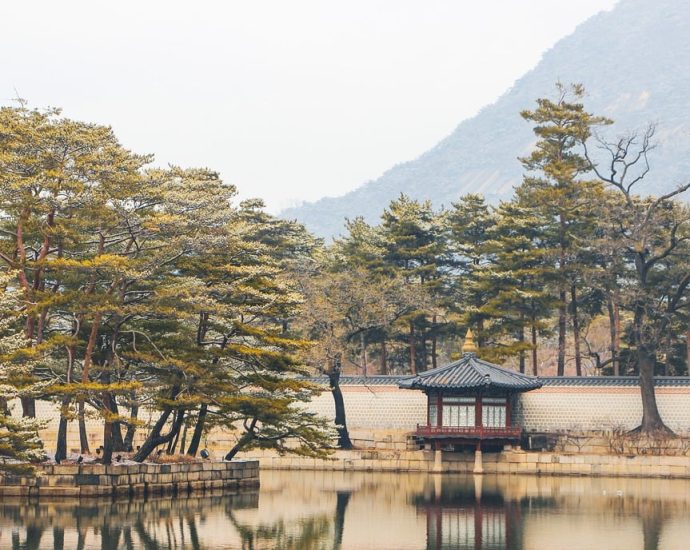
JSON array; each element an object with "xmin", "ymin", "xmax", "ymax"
[{"xmin": 399, "ymin": 329, "xmax": 542, "ymax": 472}]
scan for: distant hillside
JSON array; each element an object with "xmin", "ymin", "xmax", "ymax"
[{"xmin": 282, "ymin": 0, "xmax": 690, "ymax": 238}]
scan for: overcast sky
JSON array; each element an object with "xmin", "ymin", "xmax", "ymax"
[{"xmin": 2, "ymin": 0, "xmax": 617, "ymax": 212}]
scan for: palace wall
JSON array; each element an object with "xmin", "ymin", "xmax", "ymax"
[{"xmin": 9, "ymin": 378, "xmax": 690, "ymax": 455}]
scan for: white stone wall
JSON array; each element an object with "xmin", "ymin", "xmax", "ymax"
[
  {"xmin": 308, "ymin": 387, "xmax": 427, "ymax": 430},
  {"xmin": 13, "ymin": 383, "xmax": 690, "ymax": 453},
  {"xmin": 318, "ymin": 384, "xmax": 690, "ymax": 434},
  {"xmin": 514, "ymin": 387, "xmax": 690, "ymax": 432}
]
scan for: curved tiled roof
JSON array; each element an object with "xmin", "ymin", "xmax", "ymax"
[
  {"xmin": 398, "ymin": 352, "xmax": 542, "ymax": 392},
  {"xmin": 307, "ymin": 374, "xmax": 690, "ymax": 387}
]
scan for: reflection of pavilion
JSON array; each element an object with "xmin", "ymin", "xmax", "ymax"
[{"xmin": 416, "ymin": 477, "xmax": 522, "ymax": 550}]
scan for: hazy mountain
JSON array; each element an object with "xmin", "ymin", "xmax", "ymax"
[{"xmin": 281, "ymin": 0, "xmax": 690, "ymax": 239}]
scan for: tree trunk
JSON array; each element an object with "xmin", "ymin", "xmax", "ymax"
[
  {"xmin": 663, "ymin": 331, "xmax": 672, "ymax": 376},
  {"xmin": 78, "ymin": 401, "xmax": 90, "ymax": 454},
  {"xmin": 638, "ymin": 346, "xmax": 670, "ymax": 432},
  {"xmin": 360, "ymin": 332, "xmax": 368, "ymax": 377},
  {"xmin": 380, "ymin": 341, "xmax": 388, "ymax": 375},
  {"xmin": 420, "ymin": 326, "xmax": 428, "ymax": 372},
  {"xmin": 55, "ymin": 397, "xmax": 71, "ymax": 463},
  {"xmin": 615, "ymin": 301, "xmax": 622, "ymax": 374},
  {"xmin": 123, "ymin": 400, "xmax": 139, "ymax": 452},
  {"xmin": 477, "ymin": 318, "xmax": 485, "ymax": 348},
  {"xmin": 328, "ymin": 356, "xmax": 353, "ymax": 449},
  {"xmin": 687, "ymin": 320, "xmax": 690, "ymax": 376},
  {"xmin": 431, "ymin": 314, "xmax": 438, "ymax": 370},
  {"xmin": 224, "ymin": 419, "xmax": 257, "ymax": 461},
  {"xmin": 571, "ymin": 285, "xmax": 582, "ymax": 376},
  {"xmin": 531, "ymin": 321, "xmax": 538, "ymax": 376},
  {"xmin": 110, "ymin": 398, "xmax": 126, "ymax": 452},
  {"xmin": 409, "ymin": 322, "xmax": 416, "ymax": 375},
  {"xmin": 557, "ymin": 288, "xmax": 567, "ymax": 376},
  {"xmin": 102, "ymin": 392, "xmax": 115, "ymax": 465},
  {"xmin": 20, "ymin": 397, "xmax": 36, "ymax": 418},
  {"xmin": 518, "ymin": 322, "xmax": 525, "ymax": 374},
  {"xmin": 607, "ymin": 297, "xmax": 619, "ymax": 376},
  {"xmin": 635, "ymin": 308, "xmax": 671, "ymax": 434},
  {"xmin": 186, "ymin": 404, "xmax": 208, "ymax": 457},
  {"xmin": 133, "ymin": 405, "xmax": 185, "ymax": 462},
  {"xmin": 167, "ymin": 411, "xmax": 184, "ymax": 454},
  {"xmin": 179, "ymin": 418, "xmax": 189, "ymax": 455}
]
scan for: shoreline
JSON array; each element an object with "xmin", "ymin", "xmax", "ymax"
[{"xmin": 244, "ymin": 449, "xmax": 690, "ymax": 479}]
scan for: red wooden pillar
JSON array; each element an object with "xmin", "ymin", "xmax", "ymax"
[
  {"xmin": 437, "ymin": 393, "xmax": 443, "ymax": 427},
  {"xmin": 506, "ymin": 394, "xmax": 512, "ymax": 428},
  {"xmin": 475, "ymin": 396, "xmax": 483, "ymax": 428}
]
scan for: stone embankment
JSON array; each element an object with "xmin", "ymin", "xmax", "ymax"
[
  {"xmin": 247, "ymin": 449, "xmax": 690, "ymax": 479},
  {"xmin": 0, "ymin": 460, "xmax": 259, "ymax": 498}
]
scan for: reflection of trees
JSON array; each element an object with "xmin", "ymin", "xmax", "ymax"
[
  {"xmin": 333, "ymin": 491, "xmax": 352, "ymax": 550},
  {"xmin": 0, "ymin": 492, "xmax": 259, "ymax": 550},
  {"xmin": 226, "ymin": 490, "xmax": 352, "ymax": 550},
  {"xmin": 11, "ymin": 525, "xmax": 44, "ymax": 550},
  {"xmin": 227, "ymin": 511, "xmax": 331, "ymax": 550}
]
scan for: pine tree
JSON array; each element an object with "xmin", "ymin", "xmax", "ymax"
[
  {"xmin": 474, "ymin": 201, "xmax": 556, "ymax": 374},
  {"xmin": 446, "ymin": 194, "xmax": 497, "ymax": 349},
  {"xmin": 379, "ymin": 194, "xmax": 446, "ymax": 373},
  {"xmin": 0, "ymin": 271, "xmax": 44, "ymax": 473},
  {"xmin": 517, "ymin": 83, "xmax": 611, "ymax": 376}
]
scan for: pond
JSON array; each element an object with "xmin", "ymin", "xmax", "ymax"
[{"xmin": 2, "ymin": 470, "xmax": 690, "ymax": 549}]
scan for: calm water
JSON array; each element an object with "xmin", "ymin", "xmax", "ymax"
[{"xmin": 3, "ymin": 470, "xmax": 690, "ymax": 549}]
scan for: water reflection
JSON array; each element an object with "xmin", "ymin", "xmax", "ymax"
[
  {"xmin": 2, "ymin": 472, "xmax": 690, "ymax": 549},
  {"xmin": 416, "ymin": 476, "xmax": 526, "ymax": 549}
]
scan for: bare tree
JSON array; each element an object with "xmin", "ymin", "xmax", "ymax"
[{"xmin": 586, "ymin": 125, "xmax": 690, "ymax": 434}]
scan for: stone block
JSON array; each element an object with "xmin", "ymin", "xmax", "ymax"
[
  {"xmin": 0, "ymin": 486, "xmax": 29, "ymax": 496},
  {"xmin": 115, "ymin": 474, "xmax": 132, "ymax": 486},
  {"xmin": 100, "ymin": 475, "xmax": 114, "ymax": 486},
  {"xmin": 54, "ymin": 465, "xmax": 80, "ymax": 475},
  {"xmin": 80, "ymin": 485, "xmax": 111, "ymax": 497},
  {"xmin": 189, "ymin": 480, "xmax": 205, "ymax": 493},
  {"xmin": 208, "ymin": 480, "xmax": 224, "ymax": 490},
  {"xmin": 80, "ymin": 464, "xmax": 107, "ymax": 475},
  {"xmin": 76, "ymin": 474, "xmax": 102, "ymax": 486},
  {"xmin": 45, "ymin": 475, "xmax": 74, "ymax": 487},
  {"xmin": 40, "ymin": 486, "xmax": 81, "ymax": 498},
  {"xmin": 112, "ymin": 485, "xmax": 131, "ymax": 498},
  {"xmin": 223, "ymin": 479, "xmax": 239, "ymax": 489}
]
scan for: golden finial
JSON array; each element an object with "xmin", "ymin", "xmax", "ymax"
[{"xmin": 462, "ymin": 328, "xmax": 478, "ymax": 354}]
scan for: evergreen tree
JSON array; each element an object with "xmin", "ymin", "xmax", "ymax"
[
  {"xmin": 0, "ymin": 271, "xmax": 44, "ymax": 473},
  {"xmin": 446, "ymin": 194, "xmax": 497, "ymax": 349},
  {"xmin": 379, "ymin": 194, "xmax": 446, "ymax": 373},
  {"xmin": 475, "ymin": 201, "xmax": 556, "ymax": 374},
  {"xmin": 517, "ymin": 83, "xmax": 611, "ymax": 376}
]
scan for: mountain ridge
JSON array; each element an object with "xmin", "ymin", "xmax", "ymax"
[{"xmin": 282, "ymin": 0, "xmax": 690, "ymax": 238}]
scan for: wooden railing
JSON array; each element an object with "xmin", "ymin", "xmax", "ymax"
[{"xmin": 415, "ymin": 425, "xmax": 522, "ymax": 439}]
